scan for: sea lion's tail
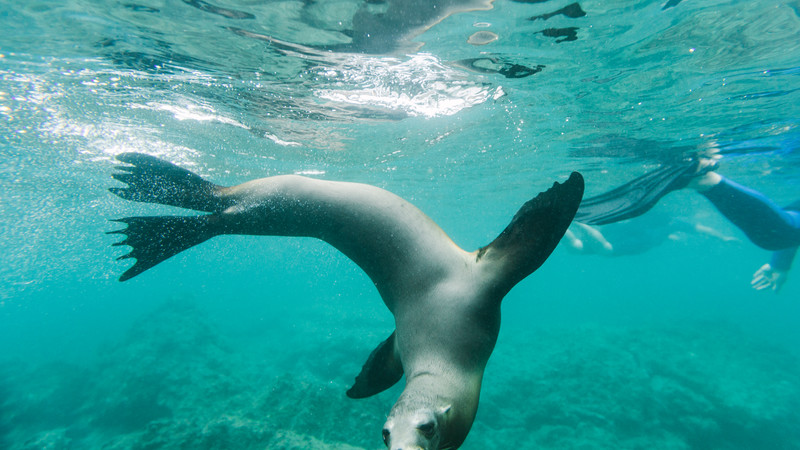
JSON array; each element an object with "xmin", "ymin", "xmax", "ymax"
[
  {"xmin": 108, "ymin": 215, "xmax": 218, "ymax": 281},
  {"xmin": 108, "ymin": 153, "xmax": 229, "ymax": 281},
  {"xmin": 109, "ymin": 152, "xmax": 228, "ymax": 212}
]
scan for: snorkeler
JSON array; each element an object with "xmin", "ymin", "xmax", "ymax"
[
  {"xmin": 574, "ymin": 155, "xmax": 799, "ymax": 292},
  {"xmin": 562, "ymin": 214, "xmax": 738, "ymax": 257}
]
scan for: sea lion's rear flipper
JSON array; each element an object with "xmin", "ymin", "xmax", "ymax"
[
  {"xmin": 110, "ymin": 153, "xmax": 227, "ymax": 213},
  {"xmin": 108, "ymin": 215, "xmax": 218, "ymax": 281},
  {"xmin": 574, "ymin": 161, "xmax": 699, "ymax": 225},
  {"xmin": 347, "ymin": 331, "xmax": 403, "ymax": 399},
  {"xmin": 478, "ymin": 172, "xmax": 584, "ymax": 293}
]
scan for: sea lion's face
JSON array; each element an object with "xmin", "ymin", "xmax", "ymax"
[{"xmin": 382, "ymin": 406, "xmax": 449, "ymax": 450}]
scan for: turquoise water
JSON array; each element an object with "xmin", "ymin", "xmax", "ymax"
[{"xmin": 2, "ymin": 0, "xmax": 800, "ymax": 448}]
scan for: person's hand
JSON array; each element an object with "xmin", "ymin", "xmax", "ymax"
[{"xmin": 751, "ymin": 263, "xmax": 787, "ymax": 293}]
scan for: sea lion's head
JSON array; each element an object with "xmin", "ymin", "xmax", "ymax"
[{"xmin": 382, "ymin": 403, "xmax": 451, "ymax": 450}]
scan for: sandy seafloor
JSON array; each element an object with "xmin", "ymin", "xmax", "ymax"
[
  {"xmin": 3, "ymin": 292, "xmax": 800, "ymax": 449},
  {"xmin": 4, "ymin": 315, "xmax": 800, "ymax": 449}
]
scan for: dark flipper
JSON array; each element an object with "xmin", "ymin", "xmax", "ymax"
[
  {"xmin": 478, "ymin": 172, "xmax": 584, "ymax": 293},
  {"xmin": 575, "ymin": 161, "xmax": 698, "ymax": 225},
  {"xmin": 108, "ymin": 215, "xmax": 218, "ymax": 281},
  {"xmin": 110, "ymin": 152, "xmax": 227, "ymax": 213},
  {"xmin": 347, "ymin": 332, "xmax": 403, "ymax": 399}
]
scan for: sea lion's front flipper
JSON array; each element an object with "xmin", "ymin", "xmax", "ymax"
[
  {"xmin": 347, "ymin": 331, "xmax": 403, "ymax": 399},
  {"xmin": 478, "ymin": 172, "xmax": 584, "ymax": 294}
]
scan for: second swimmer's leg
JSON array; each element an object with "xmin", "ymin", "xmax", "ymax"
[{"xmin": 698, "ymin": 176, "xmax": 800, "ymax": 250}]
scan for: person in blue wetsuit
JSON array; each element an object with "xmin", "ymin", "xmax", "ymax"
[
  {"xmin": 689, "ymin": 166, "xmax": 800, "ymax": 292},
  {"xmin": 575, "ymin": 155, "xmax": 799, "ymax": 292}
]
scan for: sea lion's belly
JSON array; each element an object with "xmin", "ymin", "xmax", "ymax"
[{"xmin": 394, "ymin": 278, "xmax": 501, "ymax": 375}]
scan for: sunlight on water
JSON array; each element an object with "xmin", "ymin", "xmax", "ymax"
[
  {"xmin": 130, "ymin": 102, "xmax": 250, "ymax": 129},
  {"xmin": 313, "ymin": 53, "xmax": 502, "ymax": 117}
]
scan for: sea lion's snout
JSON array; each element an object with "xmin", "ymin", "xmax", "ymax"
[{"xmin": 382, "ymin": 409, "xmax": 440, "ymax": 450}]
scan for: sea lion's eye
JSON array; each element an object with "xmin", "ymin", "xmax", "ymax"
[
  {"xmin": 417, "ymin": 420, "xmax": 436, "ymax": 438},
  {"xmin": 382, "ymin": 428, "xmax": 390, "ymax": 446}
]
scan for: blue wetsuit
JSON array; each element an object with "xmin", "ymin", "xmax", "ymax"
[
  {"xmin": 575, "ymin": 165, "xmax": 799, "ymax": 273},
  {"xmin": 701, "ymin": 177, "xmax": 800, "ymax": 271}
]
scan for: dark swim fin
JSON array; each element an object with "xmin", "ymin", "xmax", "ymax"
[
  {"xmin": 574, "ymin": 161, "xmax": 700, "ymax": 225},
  {"xmin": 108, "ymin": 215, "xmax": 218, "ymax": 281},
  {"xmin": 110, "ymin": 152, "xmax": 227, "ymax": 213},
  {"xmin": 785, "ymin": 199, "xmax": 800, "ymax": 212},
  {"xmin": 347, "ymin": 331, "xmax": 403, "ymax": 399}
]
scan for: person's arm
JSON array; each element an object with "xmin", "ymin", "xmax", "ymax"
[
  {"xmin": 562, "ymin": 222, "xmax": 615, "ymax": 255},
  {"xmin": 751, "ymin": 246, "xmax": 797, "ymax": 292},
  {"xmin": 692, "ymin": 223, "xmax": 739, "ymax": 242}
]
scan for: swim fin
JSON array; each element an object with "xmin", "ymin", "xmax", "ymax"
[{"xmin": 574, "ymin": 160, "xmax": 700, "ymax": 225}]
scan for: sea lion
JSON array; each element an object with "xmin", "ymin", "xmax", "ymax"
[{"xmin": 108, "ymin": 153, "xmax": 584, "ymax": 449}]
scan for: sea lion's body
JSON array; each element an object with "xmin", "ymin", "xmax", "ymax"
[{"xmin": 109, "ymin": 153, "xmax": 584, "ymax": 449}]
